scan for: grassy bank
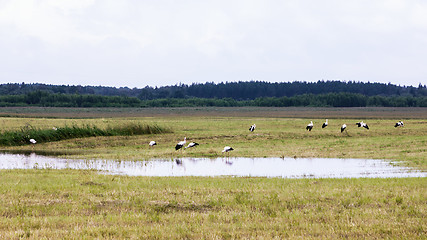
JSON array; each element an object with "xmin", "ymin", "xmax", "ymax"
[{"xmin": 0, "ymin": 170, "xmax": 425, "ymax": 239}]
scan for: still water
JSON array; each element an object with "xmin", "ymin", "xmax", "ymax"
[{"xmin": 0, "ymin": 153, "xmax": 425, "ymax": 178}]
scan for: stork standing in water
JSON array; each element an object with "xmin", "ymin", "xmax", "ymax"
[
  {"xmin": 175, "ymin": 137, "xmax": 187, "ymax": 151},
  {"xmin": 222, "ymin": 146, "xmax": 234, "ymax": 164},
  {"xmin": 306, "ymin": 121, "xmax": 313, "ymax": 131},
  {"xmin": 149, "ymin": 141, "xmax": 157, "ymax": 146},
  {"xmin": 322, "ymin": 119, "xmax": 328, "ymax": 128},
  {"xmin": 185, "ymin": 142, "xmax": 199, "ymax": 149},
  {"xmin": 395, "ymin": 121, "xmax": 404, "ymax": 127},
  {"xmin": 249, "ymin": 124, "xmax": 256, "ymax": 132},
  {"xmin": 222, "ymin": 146, "xmax": 234, "ymax": 156}
]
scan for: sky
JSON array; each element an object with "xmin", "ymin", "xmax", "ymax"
[{"xmin": 0, "ymin": 0, "xmax": 426, "ymax": 88}]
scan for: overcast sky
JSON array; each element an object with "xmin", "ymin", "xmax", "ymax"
[{"xmin": 0, "ymin": 0, "xmax": 426, "ymax": 88}]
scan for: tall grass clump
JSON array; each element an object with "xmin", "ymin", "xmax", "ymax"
[
  {"xmin": 105, "ymin": 123, "xmax": 169, "ymax": 135},
  {"xmin": 0, "ymin": 123, "xmax": 171, "ymax": 146}
]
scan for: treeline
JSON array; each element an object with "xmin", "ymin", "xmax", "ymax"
[
  {"xmin": 1, "ymin": 81, "xmax": 426, "ymax": 100},
  {"xmin": 0, "ymin": 83, "xmax": 137, "ymax": 97},
  {"xmin": 0, "ymin": 91, "xmax": 141, "ymax": 107},
  {"xmin": 0, "ymin": 91, "xmax": 425, "ymax": 107},
  {"xmin": 140, "ymin": 81, "xmax": 427, "ymax": 100}
]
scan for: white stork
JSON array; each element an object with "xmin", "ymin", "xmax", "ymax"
[
  {"xmin": 362, "ymin": 122, "xmax": 369, "ymax": 130},
  {"xmin": 149, "ymin": 141, "xmax": 157, "ymax": 146},
  {"xmin": 306, "ymin": 121, "xmax": 313, "ymax": 131},
  {"xmin": 249, "ymin": 124, "xmax": 256, "ymax": 132},
  {"xmin": 175, "ymin": 137, "xmax": 187, "ymax": 151},
  {"xmin": 394, "ymin": 121, "xmax": 404, "ymax": 127},
  {"xmin": 341, "ymin": 124, "xmax": 347, "ymax": 133},
  {"xmin": 322, "ymin": 119, "xmax": 328, "ymax": 128},
  {"xmin": 222, "ymin": 146, "xmax": 234, "ymax": 163},
  {"xmin": 222, "ymin": 146, "xmax": 234, "ymax": 156},
  {"xmin": 356, "ymin": 121, "xmax": 369, "ymax": 130},
  {"xmin": 185, "ymin": 142, "xmax": 199, "ymax": 149},
  {"xmin": 29, "ymin": 138, "xmax": 36, "ymax": 149}
]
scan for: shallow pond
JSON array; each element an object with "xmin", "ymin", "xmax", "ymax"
[{"xmin": 0, "ymin": 153, "xmax": 425, "ymax": 178}]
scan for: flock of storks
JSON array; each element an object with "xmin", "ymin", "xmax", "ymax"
[
  {"xmin": 306, "ymin": 119, "xmax": 404, "ymax": 133},
  {"xmin": 148, "ymin": 125, "xmax": 259, "ymax": 156},
  {"xmin": 149, "ymin": 136, "xmax": 234, "ymax": 156},
  {"xmin": 27, "ymin": 120, "xmax": 405, "ymax": 158},
  {"xmin": 146, "ymin": 120, "xmax": 405, "ymax": 158}
]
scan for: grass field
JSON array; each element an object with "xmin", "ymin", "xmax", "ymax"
[
  {"xmin": 0, "ymin": 170, "xmax": 425, "ymax": 239},
  {"xmin": 0, "ymin": 107, "xmax": 426, "ymax": 239}
]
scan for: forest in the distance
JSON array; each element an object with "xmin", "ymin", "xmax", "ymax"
[{"xmin": 0, "ymin": 81, "xmax": 426, "ymax": 107}]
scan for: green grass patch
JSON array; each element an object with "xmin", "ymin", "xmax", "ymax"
[
  {"xmin": 0, "ymin": 169, "xmax": 425, "ymax": 239},
  {"xmin": 0, "ymin": 123, "xmax": 172, "ymax": 146}
]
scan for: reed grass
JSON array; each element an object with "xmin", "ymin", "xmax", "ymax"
[{"xmin": 0, "ymin": 123, "xmax": 171, "ymax": 146}]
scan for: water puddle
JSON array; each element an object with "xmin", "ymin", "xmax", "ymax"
[{"xmin": 0, "ymin": 153, "xmax": 425, "ymax": 178}]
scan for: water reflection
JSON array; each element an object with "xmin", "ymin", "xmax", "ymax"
[{"xmin": 0, "ymin": 153, "xmax": 425, "ymax": 178}]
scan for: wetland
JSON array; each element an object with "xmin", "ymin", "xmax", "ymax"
[
  {"xmin": 0, "ymin": 107, "xmax": 425, "ymax": 239},
  {"xmin": 0, "ymin": 152, "xmax": 425, "ymax": 178}
]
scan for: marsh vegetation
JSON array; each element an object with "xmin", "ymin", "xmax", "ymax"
[
  {"xmin": 0, "ymin": 107, "xmax": 425, "ymax": 169},
  {"xmin": 0, "ymin": 107, "xmax": 425, "ymax": 239},
  {"xmin": 0, "ymin": 123, "xmax": 171, "ymax": 146}
]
